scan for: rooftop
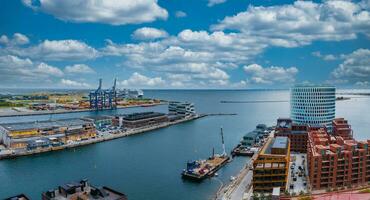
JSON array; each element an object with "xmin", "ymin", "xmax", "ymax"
[
  {"xmin": 4, "ymin": 194, "xmax": 30, "ymax": 200},
  {"xmin": 272, "ymin": 136, "xmax": 289, "ymax": 149},
  {"xmin": 42, "ymin": 179, "xmax": 127, "ymax": 200},
  {"xmin": 122, "ymin": 112, "xmax": 166, "ymax": 121},
  {"xmin": 261, "ymin": 137, "xmax": 289, "ymax": 155},
  {"xmin": 0, "ymin": 118, "xmax": 90, "ymax": 131}
]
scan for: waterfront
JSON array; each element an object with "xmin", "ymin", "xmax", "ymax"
[{"xmin": 0, "ymin": 90, "xmax": 370, "ymax": 199}]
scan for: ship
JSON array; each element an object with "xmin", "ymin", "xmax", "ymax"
[{"xmin": 181, "ymin": 127, "xmax": 230, "ymax": 181}]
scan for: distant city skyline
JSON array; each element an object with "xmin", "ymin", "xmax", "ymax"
[{"xmin": 0, "ymin": 0, "xmax": 369, "ymax": 89}]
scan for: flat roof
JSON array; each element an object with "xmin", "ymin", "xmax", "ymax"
[
  {"xmin": 122, "ymin": 112, "xmax": 166, "ymax": 121},
  {"xmin": 0, "ymin": 118, "xmax": 90, "ymax": 131},
  {"xmin": 261, "ymin": 137, "xmax": 289, "ymax": 155},
  {"xmin": 272, "ymin": 136, "xmax": 288, "ymax": 149}
]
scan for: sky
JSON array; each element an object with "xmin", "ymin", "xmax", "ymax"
[{"xmin": 0, "ymin": 0, "xmax": 369, "ymax": 89}]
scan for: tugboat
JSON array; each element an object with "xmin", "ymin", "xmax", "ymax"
[{"xmin": 181, "ymin": 127, "xmax": 230, "ymax": 181}]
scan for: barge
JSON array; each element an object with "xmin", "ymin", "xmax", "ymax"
[
  {"xmin": 231, "ymin": 144, "xmax": 255, "ymax": 157},
  {"xmin": 182, "ymin": 127, "xmax": 230, "ymax": 181}
]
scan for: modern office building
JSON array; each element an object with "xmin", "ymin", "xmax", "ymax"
[
  {"xmin": 307, "ymin": 119, "xmax": 370, "ymax": 190},
  {"xmin": 0, "ymin": 119, "xmax": 96, "ymax": 149},
  {"xmin": 275, "ymin": 118, "xmax": 309, "ymax": 153},
  {"xmin": 253, "ymin": 136, "xmax": 290, "ymax": 193},
  {"xmin": 290, "ymin": 84, "xmax": 336, "ymax": 132},
  {"xmin": 113, "ymin": 112, "xmax": 168, "ymax": 129},
  {"xmin": 168, "ymin": 101, "xmax": 195, "ymax": 118}
]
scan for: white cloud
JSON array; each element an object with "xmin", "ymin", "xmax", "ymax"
[
  {"xmin": 119, "ymin": 72, "xmax": 165, "ymax": 87},
  {"xmin": 175, "ymin": 11, "xmax": 187, "ymax": 18},
  {"xmin": 65, "ymin": 64, "xmax": 95, "ymax": 74},
  {"xmin": 0, "ymin": 55, "xmax": 63, "ymax": 85},
  {"xmin": 208, "ymin": 0, "xmax": 227, "ymax": 7},
  {"xmin": 212, "ymin": 0, "xmax": 370, "ymax": 47},
  {"xmin": 132, "ymin": 27, "xmax": 169, "ymax": 40},
  {"xmin": 244, "ymin": 64, "xmax": 298, "ymax": 84},
  {"xmin": 6, "ymin": 39, "xmax": 98, "ymax": 61},
  {"xmin": 13, "ymin": 33, "xmax": 30, "ymax": 45},
  {"xmin": 0, "ymin": 33, "xmax": 29, "ymax": 46},
  {"xmin": 312, "ymin": 51, "xmax": 337, "ymax": 61},
  {"xmin": 35, "ymin": 62, "xmax": 64, "ymax": 77},
  {"xmin": 331, "ymin": 48, "xmax": 370, "ymax": 86},
  {"xmin": 0, "ymin": 35, "xmax": 9, "ymax": 45},
  {"xmin": 355, "ymin": 81, "xmax": 369, "ymax": 87},
  {"xmin": 22, "ymin": 0, "xmax": 168, "ymax": 25},
  {"xmin": 61, "ymin": 79, "xmax": 90, "ymax": 88}
]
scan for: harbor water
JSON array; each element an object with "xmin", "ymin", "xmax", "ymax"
[{"xmin": 0, "ymin": 90, "xmax": 369, "ymax": 199}]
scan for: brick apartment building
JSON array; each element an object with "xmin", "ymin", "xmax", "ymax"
[
  {"xmin": 307, "ymin": 119, "xmax": 370, "ymax": 190},
  {"xmin": 332, "ymin": 118, "xmax": 353, "ymax": 140},
  {"xmin": 275, "ymin": 118, "xmax": 308, "ymax": 153}
]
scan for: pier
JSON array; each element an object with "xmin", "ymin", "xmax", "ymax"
[{"xmin": 0, "ymin": 114, "xmax": 206, "ymax": 160}]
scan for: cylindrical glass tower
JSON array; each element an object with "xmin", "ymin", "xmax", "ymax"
[{"xmin": 290, "ymin": 85, "xmax": 336, "ymax": 132}]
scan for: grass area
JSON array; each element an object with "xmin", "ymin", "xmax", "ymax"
[
  {"xmin": 359, "ymin": 188, "xmax": 370, "ymax": 193},
  {"xmin": 0, "ymin": 101, "xmax": 24, "ymax": 108}
]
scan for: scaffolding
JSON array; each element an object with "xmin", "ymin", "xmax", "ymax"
[{"xmin": 89, "ymin": 78, "xmax": 117, "ymax": 110}]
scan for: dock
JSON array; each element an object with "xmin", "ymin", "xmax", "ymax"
[
  {"xmin": 0, "ymin": 114, "xmax": 206, "ymax": 160},
  {"xmin": 182, "ymin": 155, "xmax": 230, "ymax": 181},
  {"xmin": 182, "ymin": 127, "xmax": 230, "ymax": 181}
]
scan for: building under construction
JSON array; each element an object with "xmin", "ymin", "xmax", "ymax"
[{"xmin": 89, "ymin": 79, "xmax": 117, "ymax": 110}]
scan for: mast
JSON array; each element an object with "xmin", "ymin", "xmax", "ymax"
[{"xmin": 221, "ymin": 127, "xmax": 226, "ymax": 156}]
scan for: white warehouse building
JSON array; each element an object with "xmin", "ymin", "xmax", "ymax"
[{"xmin": 168, "ymin": 101, "xmax": 195, "ymax": 118}]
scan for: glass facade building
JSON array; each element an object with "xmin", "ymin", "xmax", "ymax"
[{"xmin": 290, "ymin": 85, "xmax": 336, "ymax": 132}]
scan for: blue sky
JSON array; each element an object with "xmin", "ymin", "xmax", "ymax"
[{"xmin": 0, "ymin": 0, "xmax": 369, "ymax": 89}]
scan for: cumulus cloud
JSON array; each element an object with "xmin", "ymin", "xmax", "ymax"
[
  {"xmin": 0, "ymin": 33, "xmax": 29, "ymax": 46},
  {"xmin": 312, "ymin": 51, "xmax": 338, "ymax": 61},
  {"xmin": 22, "ymin": 0, "xmax": 168, "ymax": 25},
  {"xmin": 65, "ymin": 64, "xmax": 95, "ymax": 74},
  {"xmin": 208, "ymin": 0, "xmax": 227, "ymax": 7},
  {"xmin": 175, "ymin": 11, "xmax": 187, "ymax": 18},
  {"xmin": 61, "ymin": 79, "xmax": 90, "ymax": 88},
  {"xmin": 132, "ymin": 27, "xmax": 169, "ymax": 40},
  {"xmin": 0, "ymin": 55, "xmax": 63, "ymax": 85},
  {"xmin": 331, "ymin": 48, "xmax": 370, "ymax": 86},
  {"xmin": 35, "ymin": 62, "xmax": 64, "ymax": 77},
  {"xmin": 244, "ymin": 64, "xmax": 298, "ymax": 84},
  {"xmin": 212, "ymin": 0, "xmax": 370, "ymax": 47},
  {"xmin": 5, "ymin": 39, "xmax": 98, "ymax": 61},
  {"xmin": 119, "ymin": 72, "xmax": 165, "ymax": 87}
]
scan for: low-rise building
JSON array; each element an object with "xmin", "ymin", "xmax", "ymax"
[
  {"xmin": 275, "ymin": 118, "xmax": 308, "ymax": 153},
  {"xmin": 84, "ymin": 115, "xmax": 114, "ymax": 129},
  {"xmin": 0, "ymin": 118, "xmax": 96, "ymax": 149},
  {"xmin": 253, "ymin": 136, "xmax": 290, "ymax": 193},
  {"xmin": 168, "ymin": 101, "xmax": 195, "ymax": 118},
  {"xmin": 307, "ymin": 119, "xmax": 370, "ymax": 190},
  {"xmin": 113, "ymin": 112, "xmax": 168, "ymax": 129},
  {"xmin": 41, "ymin": 179, "xmax": 127, "ymax": 200}
]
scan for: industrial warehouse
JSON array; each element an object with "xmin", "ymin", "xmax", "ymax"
[{"xmin": 0, "ymin": 118, "xmax": 96, "ymax": 149}]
